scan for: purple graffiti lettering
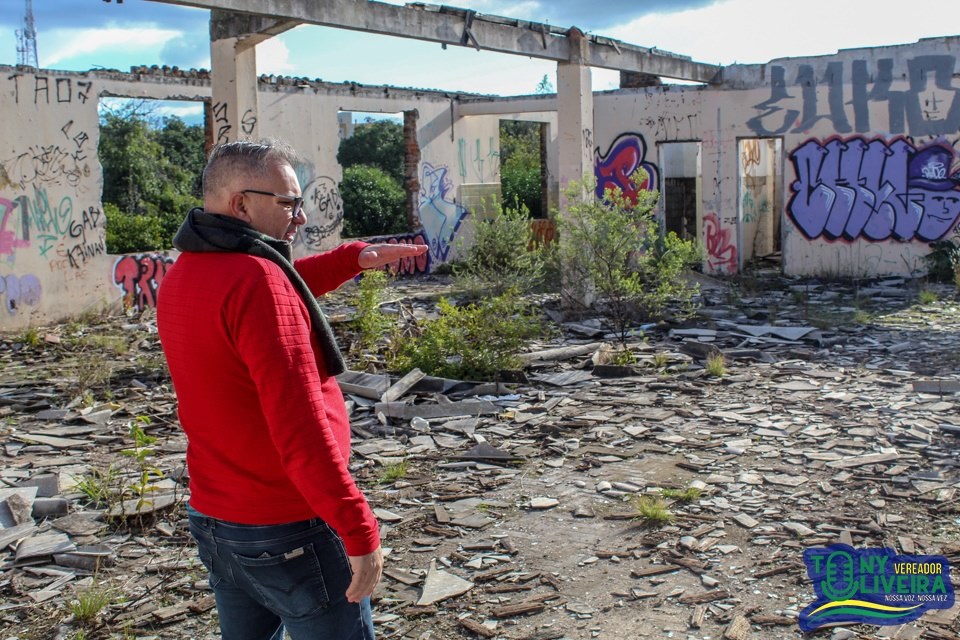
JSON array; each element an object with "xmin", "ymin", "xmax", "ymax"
[
  {"xmin": 418, "ymin": 163, "xmax": 468, "ymax": 262},
  {"xmin": 594, "ymin": 133, "xmax": 659, "ymax": 205},
  {"xmin": 0, "ymin": 273, "xmax": 41, "ymax": 315},
  {"xmin": 789, "ymin": 137, "xmax": 960, "ymax": 243},
  {"xmin": 113, "ymin": 254, "xmax": 174, "ymax": 313},
  {"xmin": 788, "ymin": 140, "xmax": 832, "ymax": 239}
]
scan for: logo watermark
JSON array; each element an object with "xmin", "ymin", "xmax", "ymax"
[{"xmin": 800, "ymin": 544, "xmax": 954, "ymax": 632}]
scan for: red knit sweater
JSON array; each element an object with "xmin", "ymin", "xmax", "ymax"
[{"xmin": 157, "ymin": 241, "xmax": 380, "ymax": 556}]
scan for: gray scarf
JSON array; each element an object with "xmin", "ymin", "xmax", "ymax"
[{"xmin": 173, "ymin": 208, "xmax": 346, "ymax": 376}]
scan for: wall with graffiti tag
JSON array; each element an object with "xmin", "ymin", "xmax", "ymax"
[
  {"xmin": 0, "ymin": 69, "xmax": 116, "ymax": 328},
  {"xmin": 260, "ymin": 90, "xmax": 499, "ymax": 265},
  {"xmin": 0, "ymin": 66, "xmax": 504, "ymax": 329},
  {"xmin": 589, "ymin": 38, "xmax": 960, "ymax": 277},
  {"xmin": 724, "ymin": 40, "xmax": 960, "ymax": 277}
]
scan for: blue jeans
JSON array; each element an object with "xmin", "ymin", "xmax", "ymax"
[{"xmin": 187, "ymin": 505, "xmax": 375, "ymax": 640}]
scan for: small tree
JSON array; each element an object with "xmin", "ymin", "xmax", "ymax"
[
  {"xmin": 554, "ymin": 175, "xmax": 702, "ymax": 345},
  {"xmin": 340, "ymin": 165, "xmax": 407, "ymax": 238},
  {"xmin": 454, "ymin": 203, "xmax": 544, "ymax": 297}
]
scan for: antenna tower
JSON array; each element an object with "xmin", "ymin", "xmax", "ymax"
[{"xmin": 16, "ymin": 0, "xmax": 39, "ymax": 68}]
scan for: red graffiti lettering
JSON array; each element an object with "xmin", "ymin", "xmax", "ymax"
[
  {"xmin": 703, "ymin": 213, "xmax": 738, "ymax": 274},
  {"xmin": 113, "ymin": 254, "xmax": 174, "ymax": 313}
]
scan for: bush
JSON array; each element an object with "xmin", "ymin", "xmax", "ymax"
[
  {"xmin": 501, "ymin": 152, "xmax": 542, "ymax": 218},
  {"xmin": 350, "ymin": 270, "xmax": 392, "ymax": 358},
  {"xmin": 391, "ymin": 290, "xmax": 540, "ymax": 380},
  {"xmin": 553, "ymin": 176, "xmax": 702, "ymax": 344},
  {"xmin": 340, "ymin": 165, "xmax": 408, "ymax": 238},
  {"xmin": 500, "ymin": 121, "xmax": 543, "ymax": 218},
  {"xmin": 923, "ymin": 240, "xmax": 960, "ymax": 283},
  {"xmin": 454, "ymin": 203, "xmax": 545, "ymax": 297},
  {"xmin": 104, "ymin": 200, "xmax": 192, "ymax": 254},
  {"xmin": 337, "ymin": 119, "xmax": 404, "ymax": 183}
]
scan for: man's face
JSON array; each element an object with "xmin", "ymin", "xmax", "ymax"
[{"xmin": 239, "ymin": 161, "xmax": 305, "ymax": 242}]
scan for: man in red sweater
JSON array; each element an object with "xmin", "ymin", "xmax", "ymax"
[{"xmin": 157, "ymin": 139, "xmax": 426, "ymax": 640}]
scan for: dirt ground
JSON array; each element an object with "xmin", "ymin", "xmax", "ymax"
[{"xmin": 2, "ymin": 274, "xmax": 959, "ymax": 640}]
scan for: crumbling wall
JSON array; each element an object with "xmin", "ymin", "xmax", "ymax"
[
  {"xmin": 0, "ymin": 66, "xmax": 500, "ymax": 330},
  {"xmin": 593, "ymin": 37, "xmax": 960, "ymax": 277},
  {"xmin": 0, "ymin": 69, "xmax": 111, "ymax": 326}
]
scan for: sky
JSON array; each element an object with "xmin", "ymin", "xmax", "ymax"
[{"xmin": 2, "ymin": 0, "xmax": 960, "ymax": 123}]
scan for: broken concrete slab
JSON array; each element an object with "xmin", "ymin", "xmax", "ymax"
[{"xmin": 416, "ymin": 560, "xmax": 474, "ymax": 606}]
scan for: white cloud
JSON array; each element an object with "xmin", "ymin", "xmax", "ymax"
[
  {"xmin": 605, "ymin": 0, "xmax": 960, "ymax": 66},
  {"xmin": 154, "ymin": 103, "xmax": 204, "ymax": 120},
  {"xmin": 44, "ymin": 27, "xmax": 181, "ymax": 66},
  {"xmin": 255, "ymin": 37, "xmax": 295, "ymax": 75}
]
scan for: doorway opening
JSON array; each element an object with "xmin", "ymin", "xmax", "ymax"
[
  {"xmin": 737, "ymin": 138, "xmax": 783, "ymax": 270},
  {"xmin": 336, "ymin": 111, "xmax": 418, "ymax": 241},
  {"xmin": 659, "ymin": 142, "xmax": 701, "ymax": 243},
  {"xmin": 498, "ymin": 119, "xmax": 547, "ymax": 219}
]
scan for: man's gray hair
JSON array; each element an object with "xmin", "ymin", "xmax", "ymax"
[{"xmin": 202, "ymin": 139, "xmax": 301, "ymax": 200}]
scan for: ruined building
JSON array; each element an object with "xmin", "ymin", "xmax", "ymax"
[{"xmin": 2, "ymin": 1, "xmax": 959, "ymax": 330}]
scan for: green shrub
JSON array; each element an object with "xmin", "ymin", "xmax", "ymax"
[
  {"xmin": 340, "ymin": 165, "xmax": 407, "ymax": 238},
  {"xmin": 104, "ymin": 200, "xmax": 191, "ymax": 254},
  {"xmin": 500, "ymin": 120, "xmax": 543, "ymax": 217},
  {"xmin": 337, "ymin": 119, "xmax": 404, "ymax": 183},
  {"xmin": 501, "ymin": 153, "xmax": 542, "ymax": 219},
  {"xmin": 351, "ymin": 270, "xmax": 392, "ymax": 357},
  {"xmin": 391, "ymin": 290, "xmax": 540, "ymax": 380},
  {"xmin": 923, "ymin": 240, "xmax": 960, "ymax": 283},
  {"xmin": 553, "ymin": 176, "xmax": 702, "ymax": 344},
  {"xmin": 454, "ymin": 203, "xmax": 545, "ymax": 297}
]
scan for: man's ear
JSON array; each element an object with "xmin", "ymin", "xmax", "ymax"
[{"xmin": 229, "ymin": 192, "xmax": 251, "ymax": 222}]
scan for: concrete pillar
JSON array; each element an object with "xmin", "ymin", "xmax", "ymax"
[
  {"xmin": 556, "ymin": 28, "xmax": 593, "ymax": 205},
  {"xmin": 556, "ymin": 28, "xmax": 595, "ymax": 307},
  {"xmin": 210, "ymin": 37, "xmax": 260, "ymax": 145}
]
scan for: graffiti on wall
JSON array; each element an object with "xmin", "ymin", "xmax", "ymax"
[
  {"xmin": 748, "ymin": 55, "xmax": 960, "ymax": 137},
  {"xmin": 704, "ymin": 212, "xmax": 738, "ymax": 273},
  {"xmin": 7, "ymin": 73, "xmax": 93, "ymax": 105},
  {"xmin": 211, "ymin": 102, "xmax": 257, "ymax": 145},
  {"xmin": 0, "ymin": 273, "xmax": 41, "ymax": 315},
  {"xmin": 529, "ymin": 218, "xmax": 556, "ymax": 251},
  {"xmin": 418, "ymin": 163, "xmax": 468, "ymax": 261},
  {"xmin": 1, "ymin": 117, "xmax": 92, "ymax": 195},
  {"xmin": 113, "ymin": 254, "xmax": 174, "ymax": 313},
  {"xmin": 594, "ymin": 133, "xmax": 659, "ymax": 204},
  {"xmin": 458, "ymin": 137, "xmax": 500, "ymax": 183},
  {"xmin": 292, "ymin": 160, "xmax": 344, "ymax": 251},
  {"xmin": 301, "ymin": 177, "xmax": 344, "ymax": 250},
  {"xmin": 0, "ymin": 196, "xmax": 30, "ymax": 259},
  {"xmin": 788, "ymin": 137, "xmax": 960, "ymax": 242}
]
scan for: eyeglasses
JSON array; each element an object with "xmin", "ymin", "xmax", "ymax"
[{"xmin": 242, "ymin": 189, "xmax": 304, "ymax": 217}]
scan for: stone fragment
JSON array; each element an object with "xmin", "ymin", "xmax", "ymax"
[
  {"xmin": 529, "ymin": 497, "xmax": 559, "ymax": 510},
  {"xmin": 782, "ymin": 522, "xmax": 816, "ymax": 537},
  {"xmin": 731, "ymin": 513, "xmax": 759, "ymax": 529},
  {"xmin": 416, "ymin": 561, "xmax": 474, "ymax": 606}
]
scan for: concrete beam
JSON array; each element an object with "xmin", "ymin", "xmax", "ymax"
[
  {"xmin": 210, "ymin": 9, "xmax": 300, "ymax": 50},
  {"xmin": 146, "ymin": 0, "xmax": 723, "ymax": 83}
]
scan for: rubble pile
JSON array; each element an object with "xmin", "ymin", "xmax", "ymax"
[{"xmin": 1, "ymin": 276, "xmax": 959, "ymax": 639}]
